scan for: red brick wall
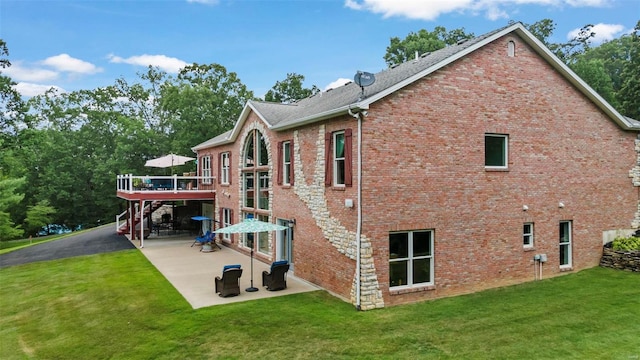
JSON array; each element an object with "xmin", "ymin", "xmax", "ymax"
[
  {"xmin": 198, "ymin": 33, "xmax": 638, "ymax": 307},
  {"xmin": 360, "ymin": 34, "xmax": 638, "ymax": 306}
]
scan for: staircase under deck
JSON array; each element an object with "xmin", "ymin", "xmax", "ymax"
[{"xmin": 116, "ymin": 174, "xmax": 216, "ymax": 246}]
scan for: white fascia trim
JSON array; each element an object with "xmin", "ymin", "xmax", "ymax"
[
  {"xmin": 271, "ymin": 103, "xmax": 369, "ymax": 131},
  {"xmin": 191, "ymin": 101, "xmax": 276, "ymax": 151},
  {"xmin": 359, "ymin": 24, "xmax": 523, "ymax": 107}
]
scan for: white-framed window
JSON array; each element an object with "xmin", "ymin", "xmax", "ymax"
[
  {"xmin": 559, "ymin": 221, "xmax": 572, "ymax": 268},
  {"xmin": 523, "ymin": 223, "xmax": 534, "ymax": 248},
  {"xmin": 507, "ymin": 40, "xmax": 516, "ymax": 57},
  {"xmin": 257, "ymin": 214, "xmax": 269, "ymax": 255},
  {"xmin": 242, "ymin": 212, "xmax": 254, "ymax": 248},
  {"xmin": 221, "ymin": 152, "xmax": 230, "ymax": 185},
  {"xmin": 240, "ymin": 213, "xmax": 271, "ymax": 256},
  {"xmin": 389, "ymin": 230, "xmax": 434, "ymax": 288},
  {"xmin": 221, "ymin": 208, "xmax": 232, "ymax": 241},
  {"xmin": 258, "ymin": 171, "xmax": 270, "ymax": 210},
  {"xmin": 333, "ymin": 131, "xmax": 345, "ymax": 186},
  {"xmin": 202, "ymin": 156, "xmax": 212, "ymax": 184},
  {"xmin": 243, "ymin": 172, "xmax": 254, "ymax": 208},
  {"xmin": 485, "ymin": 134, "xmax": 508, "ymax": 169},
  {"xmin": 283, "ymin": 141, "xmax": 291, "ymax": 185},
  {"xmin": 258, "ymin": 132, "xmax": 269, "ymax": 166}
]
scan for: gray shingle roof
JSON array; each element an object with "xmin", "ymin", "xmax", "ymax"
[
  {"xmin": 253, "ymin": 24, "xmax": 509, "ymax": 129},
  {"xmin": 192, "ymin": 22, "xmax": 638, "ymax": 152}
]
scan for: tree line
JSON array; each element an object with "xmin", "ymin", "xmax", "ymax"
[{"xmin": 1, "ymin": 19, "xmax": 638, "ymax": 240}]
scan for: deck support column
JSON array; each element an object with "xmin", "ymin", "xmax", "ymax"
[{"xmin": 129, "ymin": 201, "xmax": 136, "ymax": 241}]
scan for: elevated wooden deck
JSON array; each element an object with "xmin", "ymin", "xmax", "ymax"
[{"xmin": 116, "ymin": 174, "xmax": 216, "ymax": 201}]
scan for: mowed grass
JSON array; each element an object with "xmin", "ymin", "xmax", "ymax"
[{"xmin": 1, "ymin": 250, "xmax": 639, "ymax": 359}]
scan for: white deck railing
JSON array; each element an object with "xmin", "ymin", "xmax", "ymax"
[{"xmin": 116, "ymin": 174, "xmax": 215, "ymax": 193}]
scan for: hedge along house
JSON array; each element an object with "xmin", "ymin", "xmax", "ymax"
[{"xmin": 192, "ymin": 22, "xmax": 640, "ymax": 310}]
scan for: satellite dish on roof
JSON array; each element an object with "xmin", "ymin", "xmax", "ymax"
[{"xmin": 354, "ymin": 71, "xmax": 375, "ymax": 87}]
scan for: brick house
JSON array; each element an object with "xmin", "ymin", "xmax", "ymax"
[{"xmin": 192, "ymin": 22, "xmax": 640, "ymax": 310}]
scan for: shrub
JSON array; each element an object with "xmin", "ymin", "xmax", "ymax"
[{"xmin": 611, "ymin": 236, "xmax": 640, "ymax": 251}]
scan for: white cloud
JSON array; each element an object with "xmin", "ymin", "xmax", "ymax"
[
  {"xmin": 14, "ymin": 82, "xmax": 66, "ymax": 97},
  {"xmin": 567, "ymin": 23, "xmax": 626, "ymax": 44},
  {"xmin": 565, "ymin": 0, "xmax": 609, "ymax": 6},
  {"xmin": 186, "ymin": 0, "xmax": 219, "ymax": 4},
  {"xmin": 345, "ymin": 0, "xmax": 473, "ymax": 21},
  {"xmin": 485, "ymin": 5, "xmax": 509, "ymax": 21},
  {"xmin": 345, "ymin": 0, "xmax": 612, "ymax": 21},
  {"xmin": 324, "ymin": 78, "xmax": 352, "ymax": 91},
  {"xmin": 41, "ymin": 54, "xmax": 103, "ymax": 74},
  {"xmin": 108, "ymin": 54, "xmax": 188, "ymax": 73},
  {"xmin": 3, "ymin": 62, "xmax": 59, "ymax": 82}
]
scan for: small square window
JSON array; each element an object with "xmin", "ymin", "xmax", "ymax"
[{"xmin": 485, "ymin": 134, "xmax": 508, "ymax": 169}]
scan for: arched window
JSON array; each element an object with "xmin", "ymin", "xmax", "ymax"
[
  {"xmin": 241, "ymin": 129, "xmax": 271, "ymax": 254},
  {"xmin": 507, "ymin": 40, "xmax": 516, "ymax": 57}
]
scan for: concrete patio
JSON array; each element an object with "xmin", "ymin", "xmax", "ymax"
[{"xmin": 137, "ymin": 235, "xmax": 320, "ymax": 309}]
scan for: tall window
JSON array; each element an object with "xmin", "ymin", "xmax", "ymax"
[
  {"xmin": 258, "ymin": 171, "xmax": 270, "ymax": 210},
  {"xmin": 242, "ymin": 129, "xmax": 272, "ymax": 252},
  {"xmin": 559, "ymin": 221, "xmax": 572, "ymax": 268},
  {"xmin": 278, "ymin": 140, "xmax": 294, "ymax": 186},
  {"xmin": 523, "ymin": 223, "xmax": 534, "ymax": 248},
  {"xmin": 243, "ymin": 172, "xmax": 254, "ymax": 208},
  {"xmin": 324, "ymin": 129, "xmax": 352, "ymax": 187},
  {"xmin": 242, "ymin": 212, "xmax": 254, "ymax": 248},
  {"xmin": 485, "ymin": 134, "xmax": 508, "ymax": 169},
  {"xmin": 257, "ymin": 214, "xmax": 269, "ymax": 255},
  {"xmin": 258, "ymin": 132, "xmax": 268, "ymax": 166},
  {"xmin": 202, "ymin": 156, "xmax": 212, "ymax": 184},
  {"xmin": 240, "ymin": 213, "xmax": 270, "ymax": 255},
  {"xmin": 282, "ymin": 141, "xmax": 291, "ymax": 185},
  {"xmin": 389, "ymin": 230, "xmax": 434, "ymax": 288},
  {"xmin": 334, "ymin": 131, "xmax": 345, "ymax": 186},
  {"xmin": 221, "ymin": 208, "xmax": 232, "ymax": 241},
  {"xmin": 220, "ymin": 152, "xmax": 230, "ymax": 185}
]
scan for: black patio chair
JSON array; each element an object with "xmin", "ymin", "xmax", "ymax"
[
  {"xmin": 215, "ymin": 265, "xmax": 243, "ymax": 297},
  {"xmin": 262, "ymin": 260, "xmax": 290, "ymax": 291}
]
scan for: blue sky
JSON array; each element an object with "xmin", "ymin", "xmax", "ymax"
[{"xmin": 1, "ymin": 0, "xmax": 637, "ymax": 98}]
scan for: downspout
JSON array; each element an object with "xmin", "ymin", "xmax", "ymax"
[{"xmin": 348, "ymin": 106, "xmax": 364, "ymax": 310}]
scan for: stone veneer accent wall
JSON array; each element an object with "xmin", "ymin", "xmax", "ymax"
[
  {"xmin": 292, "ymin": 125, "xmax": 384, "ymax": 310},
  {"xmin": 631, "ymin": 136, "xmax": 640, "ymax": 229}
]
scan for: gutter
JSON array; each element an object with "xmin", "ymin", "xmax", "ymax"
[{"xmin": 272, "ymin": 103, "xmax": 369, "ymax": 131}]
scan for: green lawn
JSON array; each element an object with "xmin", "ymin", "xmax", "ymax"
[{"xmin": 1, "ymin": 250, "xmax": 639, "ymax": 359}]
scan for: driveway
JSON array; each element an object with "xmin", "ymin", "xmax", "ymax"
[{"xmin": 0, "ymin": 225, "xmax": 135, "ymax": 269}]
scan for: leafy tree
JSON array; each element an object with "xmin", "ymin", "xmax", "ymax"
[
  {"xmin": 0, "ymin": 39, "xmax": 10, "ymax": 69},
  {"xmin": 618, "ymin": 21, "xmax": 640, "ymax": 120},
  {"xmin": 525, "ymin": 19, "xmax": 595, "ymax": 64},
  {"xmin": 265, "ymin": 73, "xmax": 319, "ymax": 103},
  {"xmin": 25, "ymin": 200, "xmax": 56, "ymax": 236},
  {"xmin": 525, "ymin": 19, "xmax": 556, "ymax": 45},
  {"xmin": 160, "ymin": 63, "xmax": 254, "ymax": 155},
  {"xmin": 571, "ymin": 58, "xmax": 618, "ymax": 108},
  {"xmin": 1, "ymin": 39, "xmax": 29, "ymax": 136},
  {"xmin": 580, "ymin": 35, "xmax": 633, "ymax": 93},
  {"xmin": 384, "ymin": 26, "xmax": 474, "ymax": 66},
  {"xmin": 0, "ymin": 175, "xmax": 25, "ymax": 240}
]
